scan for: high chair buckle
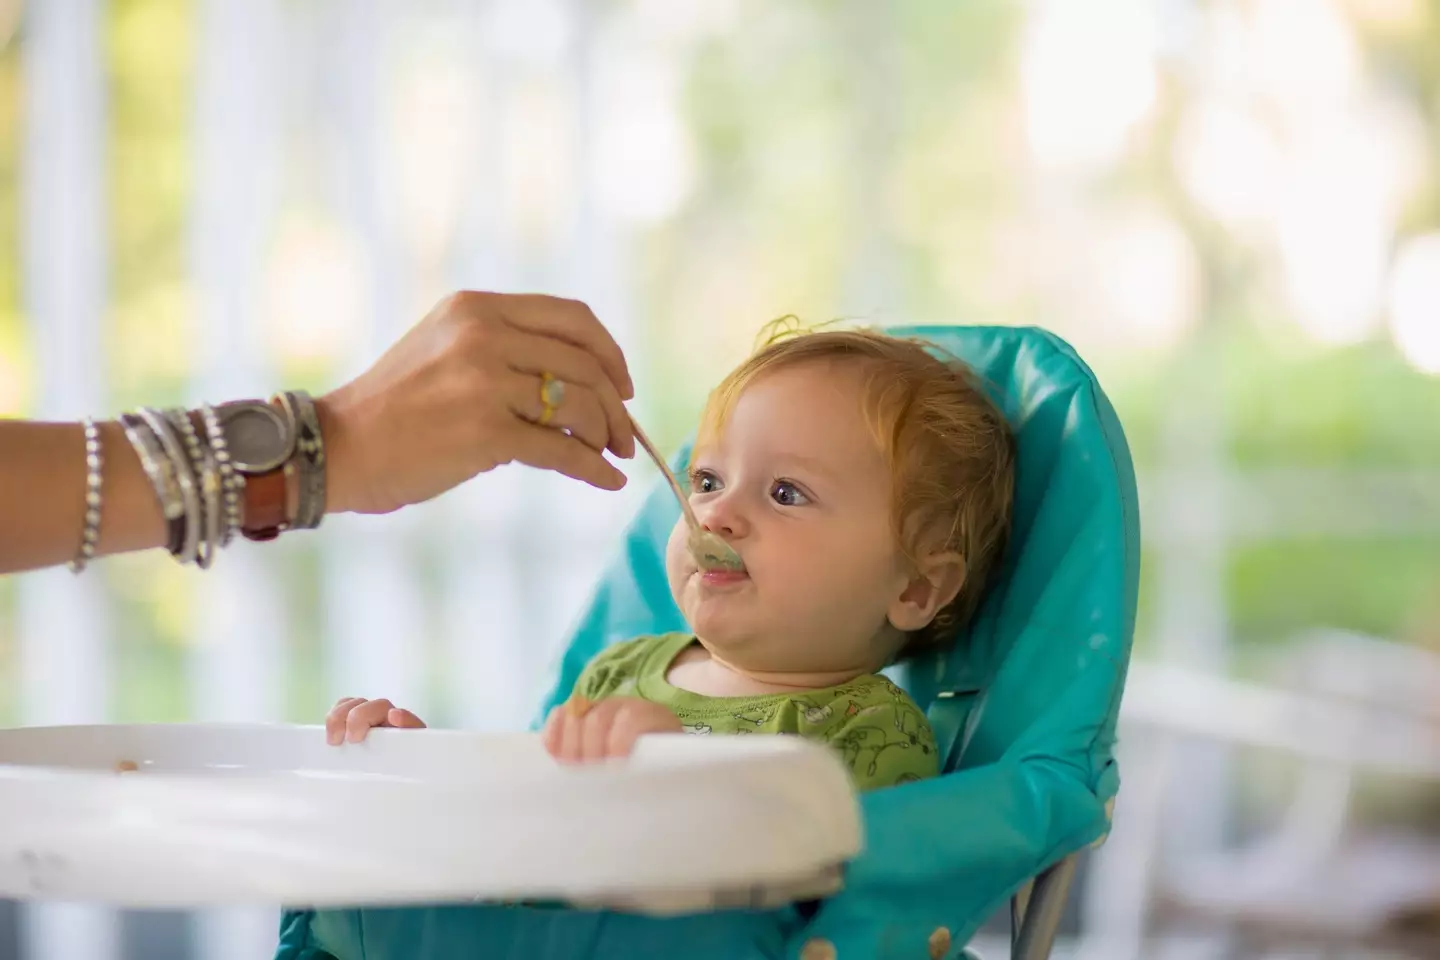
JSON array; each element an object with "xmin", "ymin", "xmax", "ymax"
[{"xmin": 930, "ymin": 686, "xmax": 983, "ymax": 769}]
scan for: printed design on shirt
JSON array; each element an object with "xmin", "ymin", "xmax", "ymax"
[
  {"xmin": 829, "ymin": 683, "xmax": 936, "ymax": 779},
  {"xmin": 831, "ymin": 723, "xmax": 928, "ymax": 779},
  {"xmin": 843, "ymin": 699, "xmax": 916, "ymax": 735},
  {"xmin": 732, "ymin": 704, "xmax": 779, "ymax": 727},
  {"xmin": 791, "ymin": 699, "xmax": 834, "ymax": 724},
  {"xmin": 684, "ymin": 723, "xmax": 712, "ymax": 735}
]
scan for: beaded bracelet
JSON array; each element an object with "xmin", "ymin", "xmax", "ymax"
[
  {"xmin": 168, "ymin": 408, "xmax": 220, "ymax": 571},
  {"xmin": 199, "ymin": 403, "xmax": 243, "ymax": 548},
  {"xmin": 68, "ymin": 419, "xmax": 103, "ymax": 574}
]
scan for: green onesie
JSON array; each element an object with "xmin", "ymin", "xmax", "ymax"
[{"xmin": 571, "ymin": 632, "xmax": 939, "ymax": 791}]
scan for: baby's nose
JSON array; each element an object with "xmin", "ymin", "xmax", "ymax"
[{"xmin": 694, "ymin": 495, "xmax": 748, "ymax": 539}]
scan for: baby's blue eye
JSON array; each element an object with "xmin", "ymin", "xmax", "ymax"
[{"xmin": 771, "ymin": 480, "xmax": 809, "ymax": 506}]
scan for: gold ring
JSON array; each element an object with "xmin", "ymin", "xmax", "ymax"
[{"xmin": 537, "ymin": 372, "xmax": 566, "ymax": 426}]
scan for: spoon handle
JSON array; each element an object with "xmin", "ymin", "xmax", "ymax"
[{"xmin": 629, "ymin": 414, "xmax": 702, "ymax": 532}]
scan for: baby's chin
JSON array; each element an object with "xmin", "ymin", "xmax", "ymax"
[
  {"xmin": 685, "ymin": 605, "xmax": 738, "ymax": 641},
  {"xmin": 682, "ymin": 601, "xmax": 759, "ymax": 651}
]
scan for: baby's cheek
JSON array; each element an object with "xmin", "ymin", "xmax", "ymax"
[
  {"xmin": 662, "ymin": 521, "xmax": 690, "ymax": 598},
  {"xmin": 793, "ymin": 556, "xmax": 888, "ymax": 626}
]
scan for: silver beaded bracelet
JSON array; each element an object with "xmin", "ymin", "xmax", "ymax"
[
  {"xmin": 68, "ymin": 418, "xmax": 103, "ymax": 574},
  {"xmin": 199, "ymin": 403, "xmax": 243, "ymax": 548},
  {"xmin": 168, "ymin": 408, "xmax": 220, "ymax": 570}
]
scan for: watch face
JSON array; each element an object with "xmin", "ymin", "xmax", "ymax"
[{"xmin": 218, "ymin": 402, "xmax": 294, "ymax": 473}]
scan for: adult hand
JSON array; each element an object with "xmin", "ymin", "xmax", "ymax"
[{"xmin": 316, "ymin": 291, "xmax": 638, "ymax": 516}]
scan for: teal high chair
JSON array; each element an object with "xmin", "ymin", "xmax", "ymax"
[{"xmin": 277, "ymin": 325, "xmax": 1140, "ymax": 960}]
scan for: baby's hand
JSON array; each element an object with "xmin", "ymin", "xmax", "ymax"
[
  {"xmin": 541, "ymin": 695, "xmax": 682, "ymax": 763},
  {"xmin": 325, "ymin": 697, "xmax": 427, "ymax": 745}
]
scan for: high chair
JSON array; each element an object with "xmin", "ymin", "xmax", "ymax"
[{"xmin": 278, "ymin": 324, "xmax": 1140, "ymax": 960}]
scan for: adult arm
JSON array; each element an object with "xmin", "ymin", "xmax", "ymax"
[{"xmin": 0, "ymin": 291, "xmax": 636, "ymax": 576}]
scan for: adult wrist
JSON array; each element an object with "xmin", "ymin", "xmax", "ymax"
[{"xmin": 311, "ymin": 391, "xmax": 356, "ymax": 516}]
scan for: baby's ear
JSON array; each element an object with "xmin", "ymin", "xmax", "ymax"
[{"xmin": 887, "ymin": 553, "xmax": 966, "ymax": 633}]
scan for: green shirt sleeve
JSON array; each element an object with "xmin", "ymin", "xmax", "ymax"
[
  {"xmin": 571, "ymin": 635, "xmax": 660, "ymax": 701},
  {"xmin": 803, "ymin": 681, "xmax": 940, "ymax": 791}
]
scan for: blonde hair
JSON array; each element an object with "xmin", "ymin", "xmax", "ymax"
[{"xmin": 697, "ymin": 317, "xmax": 1016, "ymax": 653}]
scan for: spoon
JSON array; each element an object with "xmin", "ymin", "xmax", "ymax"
[{"xmin": 628, "ymin": 415, "xmax": 745, "ymax": 573}]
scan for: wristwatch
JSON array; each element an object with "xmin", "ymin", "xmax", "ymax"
[{"xmin": 214, "ymin": 399, "xmax": 296, "ymax": 541}]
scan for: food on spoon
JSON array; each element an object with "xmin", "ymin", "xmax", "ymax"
[
  {"xmin": 114, "ymin": 760, "xmax": 139, "ymax": 774},
  {"xmin": 689, "ymin": 528, "xmax": 745, "ymax": 572}
]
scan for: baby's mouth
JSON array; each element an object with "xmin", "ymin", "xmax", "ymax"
[{"xmin": 699, "ymin": 568, "xmax": 749, "ymax": 586}]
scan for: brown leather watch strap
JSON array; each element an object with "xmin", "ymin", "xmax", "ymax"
[{"xmin": 241, "ymin": 469, "xmax": 289, "ymax": 542}]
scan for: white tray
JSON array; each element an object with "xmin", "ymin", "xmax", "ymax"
[{"xmin": 0, "ymin": 723, "xmax": 861, "ymax": 913}]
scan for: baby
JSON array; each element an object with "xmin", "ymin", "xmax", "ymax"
[{"xmin": 328, "ymin": 323, "xmax": 1015, "ymax": 791}]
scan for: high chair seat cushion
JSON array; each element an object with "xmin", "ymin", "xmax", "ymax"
[{"xmin": 277, "ymin": 324, "xmax": 1140, "ymax": 960}]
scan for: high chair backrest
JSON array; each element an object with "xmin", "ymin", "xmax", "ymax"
[
  {"xmin": 537, "ymin": 325, "xmax": 1139, "ymax": 956},
  {"xmin": 889, "ymin": 327, "xmax": 1138, "ymax": 783}
]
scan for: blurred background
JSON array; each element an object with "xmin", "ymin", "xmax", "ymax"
[{"xmin": 1, "ymin": 0, "xmax": 1439, "ymax": 958}]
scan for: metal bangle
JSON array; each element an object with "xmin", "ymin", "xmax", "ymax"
[
  {"xmin": 277, "ymin": 390, "xmax": 326, "ymax": 530},
  {"xmin": 119, "ymin": 412, "xmax": 185, "ymax": 554},
  {"xmin": 199, "ymin": 403, "xmax": 243, "ymax": 547},
  {"xmin": 139, "ymin": 406, "xmax": 199, "ymax": 566},
  {"xmin": 169, "ymin": 408, "xmax": 220, "ymax": 570},
  {"xmin": 68, "ymin": 418, "xmax": 103, "ymax": 574}
]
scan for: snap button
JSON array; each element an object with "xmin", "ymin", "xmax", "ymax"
[
  {"xmin": 928, "ymin": 926, "xmax": 952, "ymax": 958},
  {"xmin": 800, "ymin": 938, "xmax": 837, "ymax": 960}
]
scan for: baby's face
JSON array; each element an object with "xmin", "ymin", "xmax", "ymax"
[{"xmin": 665, "ymin": 360, "xmax": 911, "ymax": 676}]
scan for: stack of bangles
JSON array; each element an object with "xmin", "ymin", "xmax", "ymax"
[{"xmin": 69, "ymin": 390, "xmax": 326, "ymax": 574}]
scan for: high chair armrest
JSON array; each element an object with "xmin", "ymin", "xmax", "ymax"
[{"xmin": 787, "ymin": 759, "xmax": 1107, "ymax": 960}]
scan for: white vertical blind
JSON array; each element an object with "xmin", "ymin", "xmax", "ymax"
[
  {"xmin": 839, "ymin": 0, "xmax": 901, "ymax": 318},
  {"xmin": 16, "ymin": 0, "xmax": 118, "ymax": 957},
  {"xmin": 528, "ymin": 0, "xmax": 645, "ymax": 674},
  {"xmin": 438, "ymin": 0, "xmax": 540, "ymax": 730},
  {"xmin": 188, "ymin": 0, "xmax": 289, "ymax": 957},
  {"xmin": 320, "ymin": 0, "xmax": 427, "ymax": 719}
]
